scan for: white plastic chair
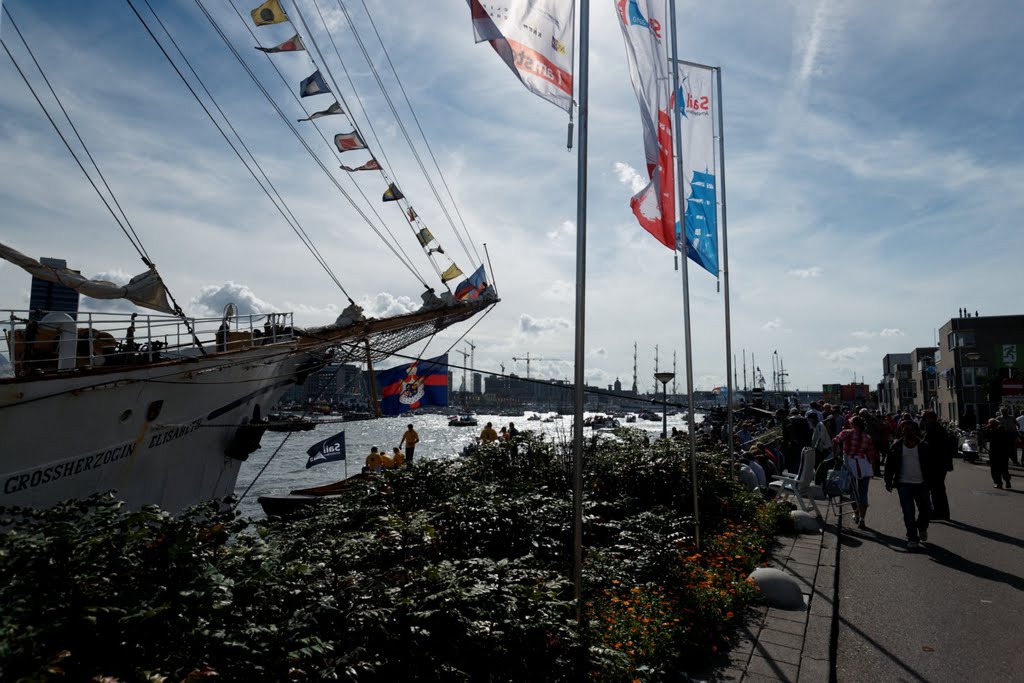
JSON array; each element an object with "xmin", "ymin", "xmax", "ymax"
[{"xmin": 769, "ymin": 446, "xmax": 822, "ymax": 517}]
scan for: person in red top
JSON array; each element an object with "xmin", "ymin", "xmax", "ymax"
[{"xmin": 833, "ymin": 415, "xmax": 878, "ymax": 529}]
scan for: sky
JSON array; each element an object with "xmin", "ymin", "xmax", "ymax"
[{"xmin": 2, "ymin": 0, "xmax": 1024, "ymax": 394}]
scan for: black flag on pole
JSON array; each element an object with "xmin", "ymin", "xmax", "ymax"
[{"xmin": 305, "ymin": 430, "xmax": 346, "ymax": 468}]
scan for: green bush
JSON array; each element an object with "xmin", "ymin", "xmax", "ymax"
[{"xmin": 0, "ymin": 429, "xmax": 789, "ymax": 681}]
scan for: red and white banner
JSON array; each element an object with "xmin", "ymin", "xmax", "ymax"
[
  {"xmin": 469, "ymin": 0, "xmax": 574, "ymax": 112},
  {"xmin": 615, "ymin": 0, "xmax": 675, "ymax": 249}
]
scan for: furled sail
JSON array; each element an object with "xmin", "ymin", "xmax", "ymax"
[{"xmin": 0, "ymin": 241, "xmax": 175, "ymax": 314}]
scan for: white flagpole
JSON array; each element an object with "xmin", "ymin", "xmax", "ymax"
[
  {"xmin": 668, "ymin": 0, "xmax": 701, "ymax": 550},
  {"xmin": 716, "ymin": 67, "xmax": 735, "ymax": 473},
  {"xmin": 571, "ymin": 0, "xmax": 590, "ymax": 620}
]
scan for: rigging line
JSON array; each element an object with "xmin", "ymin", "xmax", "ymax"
[
  {"xmin": 207, "ymin": 0, "xmax": 429, "ymax": 288},
  {"xmin": 297, "ymin": 0, "xmax": 442, "ymax": 283},
  {"xmin": 2, "ymin": 6, "xmax": 149, "ymax": 263},
  {"xmin": 0, "ymin": 42, "xmax": 145, "ymax": 263},
  {"xmin": 126, "ymin": 0, "xmax": 353, "ymax": 300},
  {"xmin": 143, "ymin": 0, "xmax": 345, "ymax": 293},
  {"xmin": 357, "ymin": 0, "xmax": 483, "ymax": 267},
  {"xmin": 280, "ymin": 0, "xmax": 442, "ymax": 284},
  {"xmin": 332, "ymin": 0, "xmax": 477, "ymax": 269},
  {"xmin": 224, "ymin": 1, "xmax": 428, "ymax": 286}
]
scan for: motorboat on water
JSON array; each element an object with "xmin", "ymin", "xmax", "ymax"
[{"xmin": 448, "ymin": 413, "xmax": 479, "ymax": 427}]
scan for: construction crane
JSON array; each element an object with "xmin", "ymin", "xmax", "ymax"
[
  {"xmin": 455, "ymin": 348, "xmax": 470, "ymax": 394},
  {"xmin": 465, "ymin": 341, "xmax": 479, "ymax": 393},
  {"xmin": 511, "ymin": 352, "xmax": 562, "ymax": 379}
]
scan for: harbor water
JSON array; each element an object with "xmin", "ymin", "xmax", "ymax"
[{"xmin": 233, "ymin": 410, "xmax": 703, "ymax": 519}]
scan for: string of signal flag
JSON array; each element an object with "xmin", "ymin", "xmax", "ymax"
[{"xmin": 250, "ymin": 0, "xmax": 483, "ymax": 294}]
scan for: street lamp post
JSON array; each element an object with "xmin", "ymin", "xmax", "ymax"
[{"xmin": 655, "ymin": 372, "xmax": 675, "ymax": 440}]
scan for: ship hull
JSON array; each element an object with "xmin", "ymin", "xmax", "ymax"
[{"xmin": 0, "ymin": 344, "xmax": 312, "ymax": 514}]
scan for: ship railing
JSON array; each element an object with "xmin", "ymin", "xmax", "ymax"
[{"xmin": 1, "ymin": 309, "xmax": 295, "ymax": 377}]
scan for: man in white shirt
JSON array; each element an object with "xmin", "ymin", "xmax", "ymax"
[{"xmin": 884, "ymin": 421, "xmax": 938, "ymax": 549}]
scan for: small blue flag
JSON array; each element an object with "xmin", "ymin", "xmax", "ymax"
[
  {"xmin": 305, "ymin": 429, "xmax": 346, "ymax": 468},
  {"xmin": 300, "ymin": 70, "xmax": 331, "ymax": 98}
]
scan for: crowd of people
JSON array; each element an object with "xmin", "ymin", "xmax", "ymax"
[{"xmin": 716, "ymin": 400, "xmax": 1022, "ymax": 550}]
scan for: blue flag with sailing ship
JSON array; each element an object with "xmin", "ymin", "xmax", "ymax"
[
  {"xmin": 377, "ymin": 354, "xmax": 449, "ymax": 415},
  {"xmin": 675, "ymin": 169, "xmax": 719, "ymax": 276},
  {"xmin": 305, "ymin": 430, "xmax": 346, "ymax": 468}
]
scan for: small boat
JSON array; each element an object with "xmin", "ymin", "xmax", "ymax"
[
  {"xmin": 448, "ymin": 413, "xmax": 479, "ymax": 427},
  {"xmin": 527, "ymin": 413, "xmax": 541, "ymax": 421},
  {"xmin": 639, "ymin": 410, "xmax": 661, "ymax": 421},
  {"xmin": 257, "ymin": 473, "xmax": 371, "ymax": 516},
  {"xmin": 625, "ymin": 414, "xmax": 637, "ymax": 423}
]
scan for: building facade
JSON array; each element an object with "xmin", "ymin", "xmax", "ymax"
[{"xmin": 934, "ymin": 314, "xmax": 1024, "ymax": 424}]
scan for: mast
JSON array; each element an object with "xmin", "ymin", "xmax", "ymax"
[
  {"xmin": 716, "ymin": 66, "xmax": 735, "ymax": 473},
  {"xmin": 669, "ymin": 0, "xmax": 700, "ymax": 549},
  {"xmin": 571, "ymin": 0, "xmax": 591, "ymax": 621},
  {"xmin": 632, "ymin": 341, "xmax": 638, "ymax": 394},
  {"xmin": 672, "ymin": 351, "xmax": 678, "ymax": 395}
]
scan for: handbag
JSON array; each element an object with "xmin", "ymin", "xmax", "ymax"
[
  {"xmin": 846, "ymin": 455, "xmax": 874, "ymax": 480},
  {"xmin": 824, "ymin": 467, "xmax": 851, "ymax": 497}
]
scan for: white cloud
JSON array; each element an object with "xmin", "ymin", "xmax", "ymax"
[
  {"xmin": 820, "ymin": 346, "xmax": 869, "ymax": 363},
  {"xmin": 590, "ymin": 347, "xmax": 607, "ymax": 357},
  {"xmin": 518, "ymin": 313, "xmax": 570, "ymax": 337},
  {"xmin": 360, "ymin": 293, "xmax": 419, "ymax": 318},
  {"xmin": 190, "ymin": 282, "xmax": 276, "ymax": 317},
  {"xmin": 613, "ymin": 162, "xmax": 646, "ymax": 194},
  {"xmin": 761, "ymin": 318, "xmax": 783, "ymax": 331},
  {"xmin": 787, "ymin": 266, "xmax": 823, "ymax": 278},
  {"xmin": 547, "ymin": 220, "xmax": 575, "ymax": 240},
  {"xmin": 851, "ymin": 328, "xmax": 905, "ymax": 339}
]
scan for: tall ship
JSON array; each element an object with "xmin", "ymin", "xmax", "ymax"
[{"xmin": 0, "ymin": 1, "xmax": 497, "ymax": 513}]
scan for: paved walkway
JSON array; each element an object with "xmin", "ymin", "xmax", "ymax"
[
  {"xmin": 704, "ymin": 457, "xmax": 1024, "ymax": 682},
  {"xmin": 698, "ymin": 494, "xmax": 840, "ymax": 682}
]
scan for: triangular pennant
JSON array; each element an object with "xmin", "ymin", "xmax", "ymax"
[
  {"xmin": 407, "ymin": 207, "xmax": 418, "ymax": 222},
  {"xmin": 250, "ymin": 0, "xmax": 288, "ymax": 26},
  {"xmin": 340, "ymin": 159, "xmax": 382, "ymax": 172},
  {"xmin": 441, "ymin": 263, "xmax": 463, "ymax": 282},
  {"xmin": 334, "ymin": 131, "xmax": 367, "ymax": 152},
  {"xmin": 299, "ymin": 70, "xmax": 331, "ymax": 97},
  {"xmin": 428, "ymin": 247, "xmax": 446, "ymax": 256},
  {"xmin": 298, "ymin": 101, "xmax": 343, "ymax": 122},
  {"xmin": 382, "ymin": 183, "xmax": 404, "ymax": 202},
  {"xmin": 416, "ymin": 227, "xmax": 434, "ymax": 247},
  {"xmin": 255, "ymin": 33, "xmax": 305, "ymax": 53}
]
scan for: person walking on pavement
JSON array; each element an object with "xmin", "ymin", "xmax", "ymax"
[
  {"xmin": 885, "ymin": 421, "xmax": 939, "ymax": 549},
  {"xmin": 400, "ymin": 423, "xmax": 419, "ymax": 465},
  {"xmin": 983, "ymin": 417, "xmax": 1014, "ymax": 488},
  {"xmin": 833, "ymin": 415, "xmax": 879, "ymax": 529},
  {"xmin": 920, "ymin": 410, "xmax": 955, "ymax": 521},
  {"xmin": 996, "ymin": 407, "xmax": 1019, "ymax": 466}
]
